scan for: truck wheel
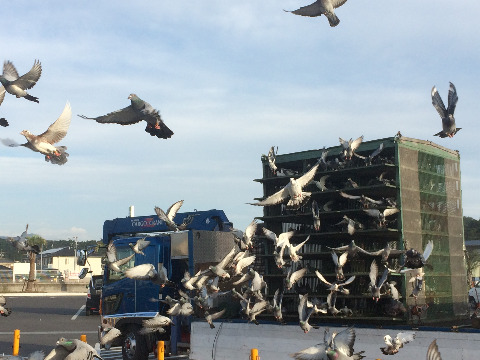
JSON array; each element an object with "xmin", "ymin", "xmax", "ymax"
[
  {"xmin": 85, "ymin": 308, "xmax": 91, "ymax": 316},
  {"xmin": 122, "ymin": 325, "xmax": 149, "ymax": 360}
]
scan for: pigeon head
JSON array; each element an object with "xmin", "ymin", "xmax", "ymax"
[{"xmin": 20, "ymin": 130, "xmax": 34, "ymax": 139}]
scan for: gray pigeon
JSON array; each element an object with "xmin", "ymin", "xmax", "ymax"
[
  {"xmin": 267, "ymin": 146, "xmax": 278, "ymax": 174},
  {"xmin": 380, "ymin": 332, "xmax": 416, "ymax": 355},
  {"xmin": 297, "ymin": 294, "xmax": 319, "ymax": 333},
  {"xmin": 0, "ymin": 295, "xmax": 12, "ymax": 317},
  {"xmin": 368, "ymin": 260, "xmax": 389, "ymax": 302},
  {"xmin": 325, "ymin": 327, "xmax": 365, "ymax": 360},
  {"xmin": 106, "ymin": 239, "xmax": 135, "ymax": 272},
  {"xmin": 339, "ymin": 135, "xmax": 364, "ymax": 160},
  {"xmin": 154, "ymin": 200, "xmax": 190, "ymax": 232},
  {"xmin": 47, "ymin": 337, "xmax": 102, "ymax": 360},
  {"xmin": 432, "ymin": 82, "xmax": 460, "ymax": 138},
  {"xmin": 0, "ymin": 60, "xmax": 41, "ymax": 103},
  {"xmin": 328, "ymin": 240, "xmax": 372, "ymax": 259},
  {"xmin": 204, "ymin": 309, "xmax": 226, "ymax": 328},
  {"xmin": 285, "ymin": 0, "xmax": 348, "ymax": 27},
  {"xmin": 8, "ymin": 224, "xmax": 40, "ymax": 254},
  {"xmin": 78, "ymin": 93, "xmax": 173, "ymax": 139},
  {"xmin": 4, "ymin": 102, "xmax": 71, "ymax": 165},
  {"xmin": 312, "ymin": 200, "xmax": 321, "ymax": 231}
]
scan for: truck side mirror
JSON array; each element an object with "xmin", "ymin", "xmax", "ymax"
[
  {"xmin": 76, "ymin": 250, "xmax": 87, "ymax": 266},
  {"xmin": 79, "ymin": 267, "xmax": 90, "ymax": 279}
]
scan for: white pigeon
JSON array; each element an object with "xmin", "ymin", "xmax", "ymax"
[
  {"xmin": 204, "ymin": 309, "xmax": 226, "ymax": 328},
  {"xmin": 380, "ymin": 332, "xmax": 416, "ymax": 355},
  {"xmin": 105, "ymin": 239, "xmax": 135, "ymax": 273},
  {"xmin": 125, "ymin": 263, "xmax": 173, "ymax": 287},
  {"xmin": 315, "ymin": 271, "xmax": 355, "ymax": 295},
  {"xmin": 285, "ymin": 267, "xmax": 307, "ymax": 290},
  {"xmin": 232, "ymin": 220, "xmax": 258, "ymax": 250},
  {"xmin": 249, "ymin": 162, "xmax": 320, "ymax": 209},
  {"xmin": 288, "ymin": 236, "xmax": 310, "ymax": 262},
  {"xmin": 339, "ymin": 135, "xmax": 364, "ymax": 160},
  {"xmin": 285, "ymin": 0, "xmax": 349, "ymax": 27},
  {"xmin": 154, "ymin": 200, "xmax": 187, "ymax": 231},
  {"xmin": 100, "ymin": 328, "xmax": 122, "ymax": 346},
  {"xmin": 234, "ymin": 255, "xmax": 256, "ymax": 276}
]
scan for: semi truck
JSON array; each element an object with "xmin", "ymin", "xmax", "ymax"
[{"xmin": 98, "ymin": 209, "xmax": 236, "ymax": 360}]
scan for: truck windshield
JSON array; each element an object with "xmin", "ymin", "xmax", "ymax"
[{"xmin": 106, "ymin": 246, "xmax": 135, "ymax": 284}]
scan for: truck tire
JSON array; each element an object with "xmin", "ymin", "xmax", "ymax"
[
  {"xmin": 122, "ymin": 325, "xmax": 149, "ymax": 360},
  {"xmin": 85, "ymin": 308, "xmax": 91, "ymax": 316}
]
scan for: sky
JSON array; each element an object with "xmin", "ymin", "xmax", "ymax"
[{"xmin": 0, "ymin": 1, "xmax": 479, "ymax": 241}]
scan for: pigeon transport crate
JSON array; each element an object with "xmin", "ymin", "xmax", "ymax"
[{"xmin": 253, "ymin": 135, "xmax": 468, "ymax": 324}]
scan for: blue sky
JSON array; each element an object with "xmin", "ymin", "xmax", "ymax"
[{"xmin": 0, "ymin": 1, "xmax": 479, "ymax": 240}]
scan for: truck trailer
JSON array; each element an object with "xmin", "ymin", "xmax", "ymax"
[{"xmin": 98, "ymin": 208, "xmax": 236, "ymax": 360}]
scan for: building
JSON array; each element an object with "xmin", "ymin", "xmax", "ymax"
[
  {"xmin": 253, "ymin": 135, "xmax": 468, "ymax": 323},
  {"xmin": 465, "ymin": 240, "xmax": 480, "ymax": 282},
  {"xmin": 38, "ymin": 247, "xmax": 103, "ymax": 279}
]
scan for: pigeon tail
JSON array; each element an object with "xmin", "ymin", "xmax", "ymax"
[
  {"xmin": 0, "ymin": 118, "xmax": 8, "ymax": 127},
  {"xmin": 24, "ymin": 94, "xmax": 39, "ymax": 103},
  {"xmin": 45, "ymin": 146, "xmax": 69, "ymax": 165},
  {"xmin": 326, "ymin": 13, "xmax": 340, "ymax": 27},
  {"xmin": 144, "ymin": 124, "xmax": 174, "ymax": 139}
]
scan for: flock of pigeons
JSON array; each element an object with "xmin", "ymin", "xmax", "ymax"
[{"xmin": 0, "ymin": 60, "xmax": 173, "ymax": 165}]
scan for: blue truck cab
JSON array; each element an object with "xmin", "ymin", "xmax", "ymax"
[{"xmin": 99, "ymin": 209, "xmax": 235, "ymax": 360}]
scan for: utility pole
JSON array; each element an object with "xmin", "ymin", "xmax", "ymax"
[{"xmin": 69, "ymin": 236, "xmax": 78, "ymax": 274}]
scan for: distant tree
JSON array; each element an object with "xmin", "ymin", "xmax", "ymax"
[
  {"xmin": 25, "ymin": 234, "xmax": 46, "ymax": 292},
  {"xmin": 464, "ymin": 216, "xmax": 480, "ymax": 240}
]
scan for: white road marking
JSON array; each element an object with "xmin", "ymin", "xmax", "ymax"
[{"xmin": 71, "ymin": 304, "xmax": 86, "ymax": 320}]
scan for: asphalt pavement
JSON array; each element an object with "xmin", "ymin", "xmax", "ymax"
[{"xmin": 0, "ymin": 293, "xmax": 99, "ymax": 356}]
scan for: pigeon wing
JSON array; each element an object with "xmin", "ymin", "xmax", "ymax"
[
  {"xmin": 447, "ymin": 82, "xmax": 458, "ymax": 116},
  {"xmin": 244, "ymin": 219, "xmax": 258, "ymax": 240},
  {"xmin": 79, "ymin": 105, "xmax": 142, "ymax": 125},
  {"xmin": 2, "ymin": 61, "xmax": 19, "ymax": 81},
  {"xmin": 338, "ymin": 252, "xmax": 348, "ymax": 266},
  {"xmin": 332, "ymin": 0, "xmax": 349, "ymax": 9},
  {"xmin": 396, "ymin": 332, "xmax": 415, "ymax": 345},
  {"xmin": 364, "ymin": 209, "xmax": 381, "ymax": 218},
  {"xmin": 350, "ymin": 135, "xmax": 364, "ymax": 151},
  {"xmin": 250, "ymin": 185, "xmax": 290, "ymax": 206},
  {"xmin": 262, "ymin": 227, "xmax": 279, "ymax": 245},
  {"xmin": 431, "ymin": 86, "xmax": 447, "ymax": 118},
  {"xmin": 426, "ymin": 339, "xmax": 442, "ymax": 360},
  {"xmin": 106, "ymin": 240, "xmax": 117, "ymax": 263},
  {"xmin": 13, "ymin": 60, "xmax": 42, "ymax": 90},
  {"xmin": 209, "ymin": 308, "xmax": 226, "ymax": 320},
  {"xmin": 383, "ymin": 208, "xmax": 399, "ymax": 217},
  {"xmin": 332, "ymin": 327, "xmax": 356, "ymax": 357},
  {"xmin": 289, "ymin": 344, "xmax": 327, "ymax": 360},
  {"xmin": 369, "ymin": 260, "xmax": 378, "ymax": 285},
  {"xmin": 315, "ymin": 270, "xmax": 332, "ymax": 286},
  {"xmin": 340, "ymin": 191, "xmax": 361, "ymax": 200},
  {"xmin": 165, "ymin": 200, "xmax": 184, "ymax": 221},
  {"xmin": 423, "ymin": 240, "xmax": 434, "ymax": 261},
  {"xmin": 296, "ymin": 163, "xmax": 320, "ymax": 188},
  {"xmin": 136, "ymin": 238, "xmax": 151, "ymax": 251},
  {"xmin": 288, "ymin": 2, "xmax": 325, "ymax": 17},
  {"xmin": 0, "ymin": 87, "xmax": 5, "ymax": 106},
  {"xmin": 38, "ymin": 102, "xmax": 72, "ymax": 144}
]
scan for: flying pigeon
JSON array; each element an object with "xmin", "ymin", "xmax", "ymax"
[
  {"xmin": 8, "ymin": 224, "xmax": 40, "ymax": 254},
  {"xmin": 409, "ymin": 269, "xmax": 425, "ymax": 297},
  {"xmin": 290, "ymin": 327, "xmax": 336, "ymax": 360},
  {"xmin": 99, "ymin": 327, "xmax": 122, "ymax": 346},
  {"xmin": 105, "ymin": 239, "xmax": 135, "ymax": 272},
  {"xmin": 354, "ymin": 142, "xmax": 384, "ymax": 165},
  {"xmin": 328, "ymin": 240, "xmax": 372, "ymax": 259},
  {"xmin": 50, "ymin": 337, "xmax": 103, "ymax": 360},
  {"xmin": 272, "ymin": 288, "xmax": 284, "ymax": 323},
  {"xmin": 204, "ymin": 309, "xmax": 226, "ymax": 328},
  {"xmin": 297, "ymin": 294, "xmax": 319, "ymax": 333},
  {"xmin": 285, "ymin": 0, "xmax": 349, "ymax": 27},
  {"xmin": 431, "ymin": 82, "xmax": 460, "ymax": 138},
  {"xmin": 380, "ymin": 332, "xmax": 416, "ymax": 355},
  {"xmin": 249, "ymin": 162, "xmax": 320, "ymax": 209},
  {"xmin": 339, "ymin": 135, "xmax": 364, "ymax": 160},
  {"xmin": 125, "ymin": 263, "xmax": 174, "ymax": 287},
  {"xmin": 78, "ymin": 93, "xmax": 173, "ymax": 139},
  {"xmin": 0, "ymin": 60, "xmax": 42, "ymax": 103},
  {"xmin": 154, "ymin": 200, "xmax": 190, "ymax": 232},
  {"xmin": 331, "ymin": 250, "xmax": 348, "ymax": 281},
  {"xmin": 247, "ymin": 300, "xmax": 271, "ymax": 325},
  {"xmin": 369, "ymin": 243, "xmax": 405, "ymax": 264},
  {"xmin": 288, "ymin": 236, "xmax": 310, "ymax": 262},
  {"xmin": 141, "ymin": 314, "xmax": 174, "ymax": 334},
  {"xmin": 314, "ymin": 175, "xmax": 330, "ymax": 191},
  {"xmin": 315, "ymin": 271, "xmax": 355, "ymax": 295},
  {"xmin": 340, "ymin": 192, "xmax": 383, "ymax": 208},
  {"xmin": 129, "ymin": 237, "xmax": 150, "ymax": 255},
  {"xmin": 426, "ymin": 339, "xmax": 442, "ymax": 360},
  {"xmin": 402, "ymin": 240, "xmax": 434, "ymax": 270},
  {"xmin": 285, "ymin": 267, "xmax": 307, "ymax": 290},
  {"xmin": 4, "ymin": 102, "xmax": 71, "ymax": 165},
  {"xmin": 368, "ymin": 260, "xmax": 389, "ymax": 302},
  {"xmin": 363, "ymin": 208, "xmax": 399, "ymax": 227},
  {"xmin": 325, "ymin": 327, "xmax": 365, "ymax": 360},
  {"xmin": 334, "ymin": 215, "xmax": 363, "ymax": 235},
  {"xmin": 232, "ymin": 219, "xmax": 258, "ymax": 250},
  {"xmin": 0, "ymin": 295, "xmax": 12, "ymax": 317}
]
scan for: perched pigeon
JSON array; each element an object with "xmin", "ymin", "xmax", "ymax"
[
  {"xmin": 8, "ymin": 224, "xmax": 40, "ymax": 254},
  {"xmin": 0, "ymin": 295, "xmax": 12, "ymax": 317},
  {"xmin": 368, "ymin": 260, "xmax": 389, "ymax": 302},
  {"xmin": 431, "ymin": 82, "xmax": 460, "ymax": 138},
  {"xmin": 129, "ymin": 237, "xmax": 150, "ymax": 255},
  {"xmin": 154, "ymin": 200, "xmax": 190, "ymax": 232},
  {"xmin": 105, "ymin": 239, "xmax": 135, "ymax": 272},
  {"xmin": 426, "ymin": 339, "xmax": 442, "ymax": 360},
  {"xmin": 339, "ymin": 135, "xmax": 364, "ymax": 160},
  {"xmin": 0, "ymin": 60, "xmax": 42, "ymax": 103},
  {"xmin": 4, "ymin": 102, "xmax": 71, "ymax": 165},
  {"xmin": 125, "ymin": 263, "xmax": 174, "ymax": 287},
  {"xmin": 380, "ymin": 332, "xmax": 416, "ymax": 355},
  {"xmin": 267, "ymin": 146, "xmax": 278, "ymax": 174},
  {"xmin": 249, "ymin": 162, "xmax": 320, "ymax": 209},
  {"xmin": 79, "ymin": 94, "xmax": 173, "ymax": 139},
  {"xmin": 312, "ymin": 200, "xmax": 321, "ymax": 231},
  {"xmin": 285, "ymin": 0, "xmax": 349, "ymax": 27}
]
